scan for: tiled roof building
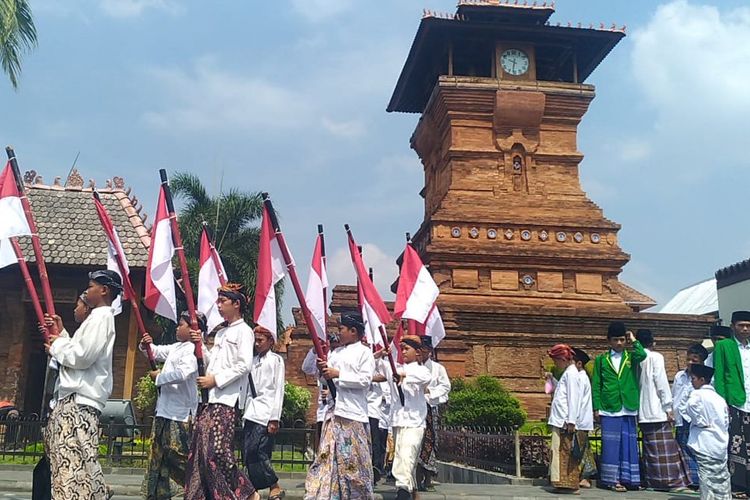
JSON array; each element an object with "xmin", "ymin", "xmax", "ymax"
[{"xmin": 0, "ymin": 169, "xmax": 153, "ymax": 416}]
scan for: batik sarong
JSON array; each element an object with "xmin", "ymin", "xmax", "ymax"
[
  {"xmin": 694, "ymin": 449, "xmax": 732, "ymax": 500},
  {"xmin": 243, "ymin": 420, "xmax": 278, "ymax": 490},
  {"xmin": 184, "ymin": 404, "xmax": 255, "ymax": 500},
  {"xmin": 418, "ymin": 405, "xmax": 439, "ymax": 475},
  {"xmin": 578, "ymin": 431, "xmax": 597, "ymax": 480},
  {"xmin": 640, "ymin": 421, "xmax": 689, "ymax": 489},
  {"xmin": 304, "ymin": 414, "xmax": 373, "ymax": 500},
  {"xmin": 675, "ymin": 424, "xmax": 699, "ymax": 487},
  {"xmin": 44, "ymin": 394, "xmax": 109, "ymax": 500},
  {"xmin": 144, "ymin": 416, "xmax": 191, "ymax": 499},
  {"xmin": 392, "ymin": 426, "xmax": 425, "ymax": 493},
  {"xmin": 599, "ymin": 415, "xmax": 641, "ymax": 488},
  {"xmin": 549, "ymin": 427, "xmax": 580, "ymax": 490},
  {"xmin": 729, "ymin": 406, "xmax": 750, "ymax": 495}
]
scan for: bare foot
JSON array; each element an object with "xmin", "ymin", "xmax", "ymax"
[{"xmin": 579, "ymin": 479, "xmax": 591, "ymax": 488}]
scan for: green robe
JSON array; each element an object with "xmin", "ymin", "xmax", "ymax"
[
  {"xmin": 713, "ymin": 337, "xmax": 747, "ymax": 408},
  {"xmin": 592, "ymin": 341, "xmax": 647, "ymax": 413}
]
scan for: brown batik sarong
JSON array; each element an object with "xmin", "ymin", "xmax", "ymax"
[
  {"xmin": 549, "ymin": 426, "xmax": 581, "ymax": 490},
  {"xmin": 184, "ymin": 404, "xmax": 255, "ymax": 500},
  {"xmin": 44, "ymin": 394, "xmax": 109, "ymax": 499},
  {"xmin": 144, "ymin": 416, "xmax": 191, "ymax": 499}
]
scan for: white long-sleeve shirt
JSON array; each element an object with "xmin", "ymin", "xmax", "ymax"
[
  {"xmin": 548, "ymin": 364, "xmax": 580, "ymax": 429},
  {"xmin": 143, "ymin": 341, "xmax": 198, "ymax": 422},
  {"xmin": 301, "ymin": 348, "xmax": 329, "ymax": 423},
  {"xmin": 50, "ymin": 306, "xmax": 116, "ymax": 412},
  {"xmin": 203, "ymin": 319, "xmax": 254, "ymax": 407},
  {"xmin": 682, "ymin": 385, "xmax": 729, "ymax": 460},
  {"xmin": 243, "ymin": 351, "xmax": 285, "ymax": 426},
  {"xmin": 576, "ymin": 369, "xmax": 594, "ymax": 431},
  {"xmin": 638, "ymin": 349, "xmax": 672, "ymax": 423},
  {"xmin": 390, "ymin": 362, "xmax": 432, "ymax": 428},
  {"xmin": 671, "ymin": 369, "xmax": 693, "ymax": 427},
  {"xmin": 328, "ymin": 341, "xmax": 375, "ymax": 423},
  {"xmin": 424, "ymin": 359, "xmax": 451, "ymax": 407},
  {"xmin": 367, "ymin": 359, "xmax": 388, "ymax": 420}
]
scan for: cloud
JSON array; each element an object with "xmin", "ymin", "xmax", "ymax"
[
  {"xmin": 97, "ymin": 0, "xmax": 181, "ymax": 18},
  {"xmin": 321, "ymin": 117, "xmax": 366, "ymax": 139},
  {"xmin": 290, "ymin": 0, "xmax": 353, "ymax": 23},
  {"xmin": 326, "ymin": 243, "xmax": 399, "ymax": 300},
  {"xmin": 630, "ymin": 0, "xmax": 750, "ymax": 170},
  {"xmin": 142, "ymin": 58, "xmax": 313, "ymax": 134}
]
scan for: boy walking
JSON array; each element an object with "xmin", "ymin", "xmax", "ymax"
[{"xmin": 682, "ymin": 364, "xmax": 731, "ymax": 500}]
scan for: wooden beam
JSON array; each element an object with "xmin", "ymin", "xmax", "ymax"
[{"xmin": 122, "ymin": 275, "xmax": 142, "ymax": 400}]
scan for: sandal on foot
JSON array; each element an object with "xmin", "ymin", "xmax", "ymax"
[
  {"xmin": 269, "ymin": 491, "xmax": 286, "ymax": 500},
  {"xmin": 610, "ymin": 484, "xmax": 627, "ymax": 493},
  {"xmin": 733, "ymin": 493, "xmax": 749, "ymax": 500}
]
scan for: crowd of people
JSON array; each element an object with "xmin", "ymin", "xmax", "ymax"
[
  {"xmin": 38, "ymin": 269, "xmax": 451, "ymax": 500},
  {"xmin": 546, "ymin": 313, "xmax": 750, "ymax": 499}
]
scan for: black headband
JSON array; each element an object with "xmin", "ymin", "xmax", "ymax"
[
  {"xmin": 340, "ymin": 314, "xmax": 365, "ymax": 335},
  {"xmin": 89, "ymin": 270, "xmax": 123, "ymax": 296},
  {"xmin": 401, "ymin": 338, "xmax": 422, "ymax": 351},
  {"xmin": 180, "ymin": 311, "xmax": 207, "ymax": 334}
]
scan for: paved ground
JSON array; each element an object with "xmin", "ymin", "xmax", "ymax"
[{"xmin": 0, "ymin": 470, "xmax": 704, "ymax": 499}]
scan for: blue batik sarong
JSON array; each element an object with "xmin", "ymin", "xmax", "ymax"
[
  {"xmin": 600, "ymin": 415, "xmax": 641, "ymax": 488},
  {"xmin": 675, "ymin": 424, "xmax": 699, "ymax": 487}
]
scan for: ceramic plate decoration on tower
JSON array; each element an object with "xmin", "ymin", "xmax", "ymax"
[
  {"xmin": 556, "ymin": 232, "xmax": 567, "ymax": 242},
  {"xmin": 504, "ymin": 229, "xmax": 514, "ymax": 240},
  {"xmin": 574, "ymin": 232, "xmax": 584, "ymax": 243},
  {"xmin": 487, "ymin": 228, "xmax": 498, "ymax": 239},
  {"xmin": 451, "ymin": 227, "xmax": 461, "ymax": 238},
  {"xmin": 521, "ymin": 230, "xmax": 532, "ymax": 241},
  {"xmin": 521, "ymin": 274, "xmax": 535, "ymax": 287},
  {"xmin": 591, "ymin": 233, "xmax": 601, "ymax": 244},
  {"xmin": 539, "ymin": 230, "xmax": 549, "ymax": 241},
  {"xmin": 469, "ymin": 227, "xmax": 479, "ymax": 239}
]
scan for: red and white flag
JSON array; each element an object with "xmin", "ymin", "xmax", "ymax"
[
  {"xmin": 394, "ymin": 244, "xmax": 439, "ymax": 323},
  {"xmin": 144, "ymin": 186, "xmax": 177, "ymax": 322},
  {"xmin": 198, "ymin": 226, "xmax": 227, "ymax": 331},
  {"xmin": 358, "ymin": 282, "xmax": 384, "ymax": 348},
  {"xmin": 93, "ymin": 195, "xmax": 130, "ymax": 315},
  {"xmin": 253, "ymin": 205, "xmax": 287, "ymax": 339},
  {"xmin": 0, "ymin": 238, "xmax": 16, "ymax": 269},
  {"xmin": 390, "ymin": 321, "xmax": 405, "ymax": 365},
  {"xmin": 0, "ymin": 162, "xmax": 31, "ymax": 241},
  {"xmin": 304, "ymin": 234, "xmax": 328, "ymax": 341},
  {"xmin": 417, "ymin": 305, "xmax": 446, "ymax": 346},
  {"xmin": 346, "ymin": 229, "xmax": 392, "ymax": 345}
]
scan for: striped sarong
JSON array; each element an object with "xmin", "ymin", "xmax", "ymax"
[
  {"xmin": 729, "ymin": 406, "xmax": 750, "ymax": 495},
  {"xmin": 694, "ymin": 449, "xmax": 731, "ymax": 499},
  {"xmin": 675, "ymin": 424, "xmax": 699, "ymax": 487},
  {"xmin": 640, "ymin": 421, "xmax": 689, "ymax": 489},
  {"xmin": 600, "ymin": 415, "xmax": 641, "ymax": 488}
]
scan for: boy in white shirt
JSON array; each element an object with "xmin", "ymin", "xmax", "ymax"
[
  {"xmin": 140, "ymin": 310, "xmax": 202, "ymax": 499},
  {"xmin": 45, "ymin": 269, "xmax": 121, "ymax": 499},
  {"xmin": 301, "ymin": 333, "xmax": 340, "ymax": 446},
  {"xmin": 304, "ymin": 314, "xmax": 375, "ymax": 500},
  {"xmin": 672, "ymin": 343, "xmax": 708, "ymax": 489},
  {"xmin": 546, "ymin": 344, "xmax": 582, "ymax": 494},
  {"xmin": 243, "ymin": 326, "xmax": 285, "ymax": 500},
  {"xmin": 682, "ymin": 364, "xmax": 731, "ymax": 500},
  {"xmin": 390, "ymin": 335, "xmax": 433, "ymax": 500},
  {"xmin": 185, "ymin": 283, "xmax": 258, "ymax": 500},
  {"xmin": 635, "ymin": 329, "xmax": 690, "ymax": 492}
]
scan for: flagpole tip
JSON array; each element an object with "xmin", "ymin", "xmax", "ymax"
[
  {"xmin": 406, "ymin": 232, "xmax": 411, "ymax": 242},
  {"xmin": 262, "ymin": 192, "xmax": 269, "ymax": 201},
  {"xmin": 159, "ymin": 169, "xmax": 168, "ymax": 183},
  {"xmin": 344, "ymin": 223, "xmax": 350, "ymax": 231},
  {"xmin": 317, "ymin": 224, "xmax": 323, "ymax": 234}
]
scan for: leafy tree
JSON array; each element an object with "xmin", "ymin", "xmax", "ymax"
[
  {"xmin": 0, "ymin": 0, "xmax": 37, "ymax": 89},
  {"xmin": 281, "ymin": 382, "xmax": 311, "ymax": 427},
  {"xmin": 169, "ymin": 172, "xmax": 283, "ymax": 328},
  {"xmin": 132, "ymin": 373, "xmax": 157, "ymax": 423},
  {"xmin": 443, "ymin": 375, "xmax": 527, "ymax": 428}
]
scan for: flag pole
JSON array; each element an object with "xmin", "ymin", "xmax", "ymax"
[
  {"xmin": 405, "ymin": 233, "xmax": 417, "ymax": 336},
  {"xmin": 93, "ymin": 191, "xmax": 157, "ymax": 370},
  {"xmin": 344, "ymin": 224, "xmax": 405, "ymax": 406},
  {"xmin": 202, "ymin": 222, "xmax": 227, "ymax": 286},
  {"xmin": 6, "ymin": 147, "xmax": 56, "ymax": 318},
  {"xmin": 10, "ymin": 238, "xmax": 48, "ymax": 342},
  {"xmin": 317, "ymin": 224, "xmax": 329, "ymax": 352},
  {"xmin": 159, "ymin": 169, "xmax": 208, "ymax": 404},
  {"xmin": 262, "ymin": 193, "xmax": 336, "ymax": 400}
]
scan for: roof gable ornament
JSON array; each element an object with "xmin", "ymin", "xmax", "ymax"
[
  {"xmin": 23, "ymin": 170, "xmax": 37, "ymax": 186},
  {"xmin": 66, "ymin": 168, "xmax": 84, "ymax": 190}
]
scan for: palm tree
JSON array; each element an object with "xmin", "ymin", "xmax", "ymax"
[
  {"xmin": 0, "ymin": 0, "xmax": 37, "ymax": 89},
  {"xmin": 170, "ymin": 172, "xmax": 283, "ymax": 327}
]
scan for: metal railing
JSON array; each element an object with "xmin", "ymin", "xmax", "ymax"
[
  {"xmin": 436, "ymin": 424, "xmax": 636, "ymax": 479},
  {"xmin": 0, "ymin": 415, "xmax": 315, "ymax": 470}
]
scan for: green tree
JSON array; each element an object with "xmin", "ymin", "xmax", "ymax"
[
  {"xmin": 443, "ymin": 375, "xmax": 527, "ymax": 428},
  {"xmin": 0, "ymin": 0, "xmax": 37, "ymax": 89},
  {"xmin": 281, "ymin": 382, "xmax": 311, "ymax": 427},
  {"xmin": 170, "ymin": 172, "xmax": 283, "ymax": 327}
]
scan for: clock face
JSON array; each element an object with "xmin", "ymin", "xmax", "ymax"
[{"xmin": 501, "ymin": 48, "xmax": 529, "ymax": 76}]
